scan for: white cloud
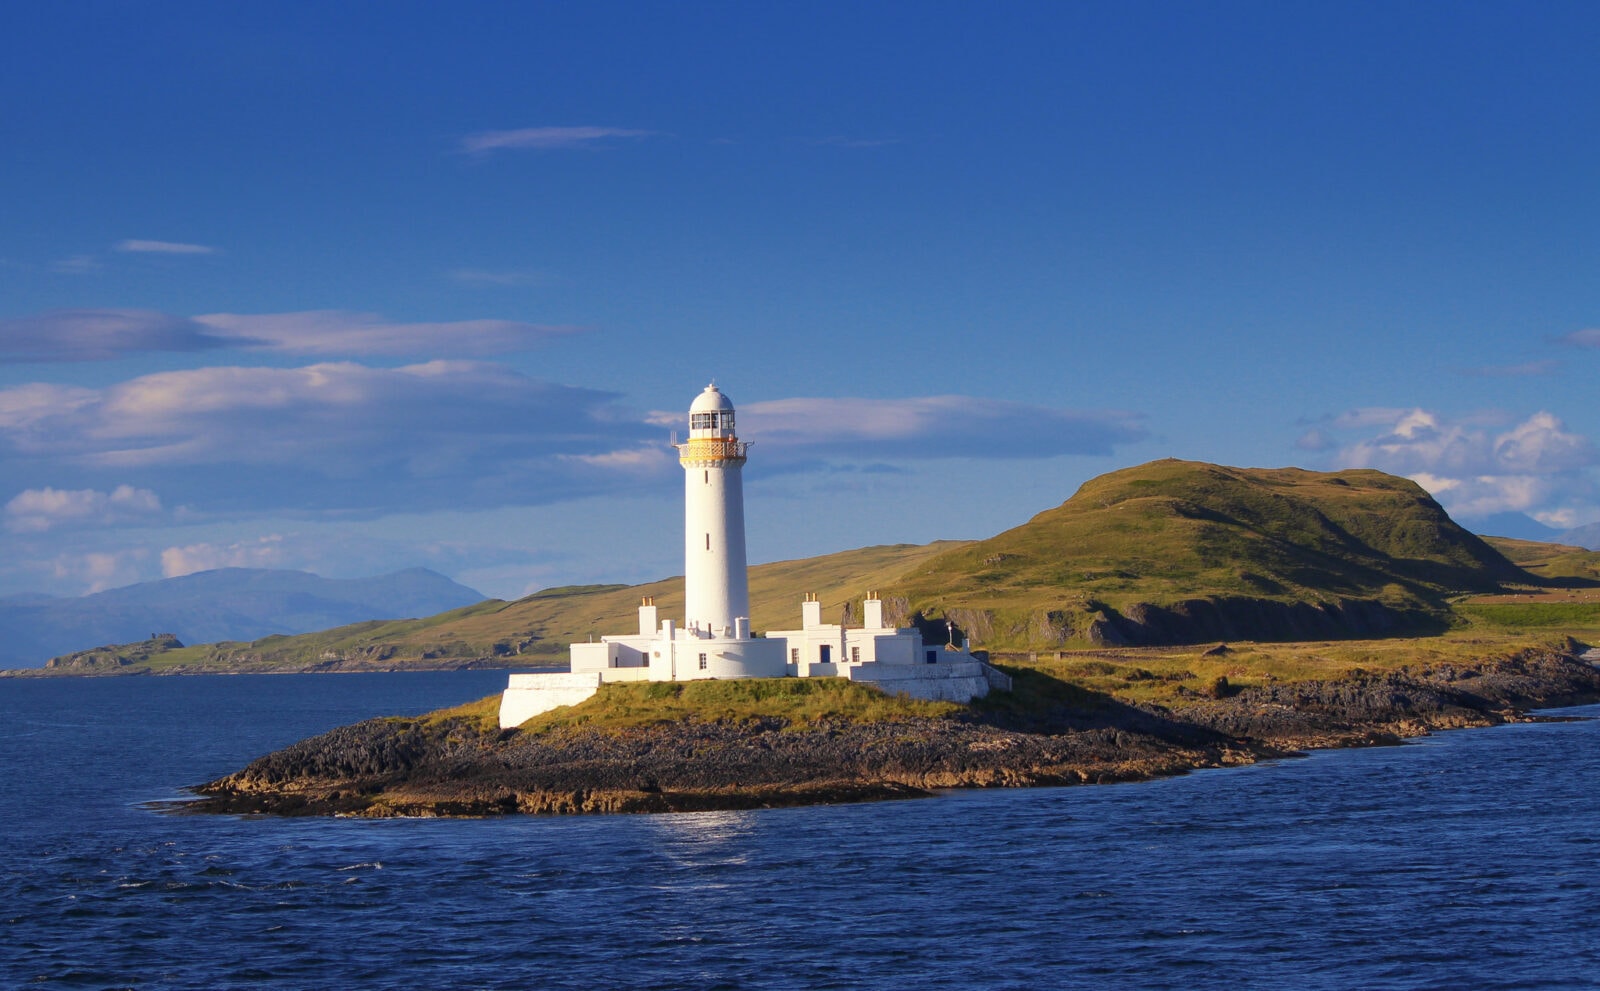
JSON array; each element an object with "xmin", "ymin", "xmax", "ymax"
[
  {"xmin": 1559, "ymin": 328, "xmax": 1600, "ymax": 348},
  {"xmin": 46, "ymin": 548, "xmax": 152, "ymax": 595},
  {"xmin": 161, "ymin": 535, "xmax": 285, "ymax": 577},
  {"xmin": 649, "ymin": 395, "xmax": 1148, "ymax": 462},
  {"xmin": 193, "ymin": 310, "xmax": 578, "ymax": 355},
  {"xmin": 4, "ymin": 485, "xmax": 164, "ymax": 533},
  {"xmin": 115, "ymin": 239, "xmax": 217, "ymax": 255},
  {"xmin": 0, "ymin": 361, "xmax": 652, "ymax": 514},
  {"xmin": 560, "ymin": 445, "xmax": 677, "ymax": 475},
  {"xmin": 0, "ymin": 308, "xmax": 577, "ymax": 362},
  {"xmin": 1326, "ymin": 407, "xmax": 1597, "ymax": 522},
  {"xmin": 460, "ymin": 126, "xmax": 655, "ymax": 154}
]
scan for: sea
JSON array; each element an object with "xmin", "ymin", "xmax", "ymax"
[{"xmin": 1, "ymin": 671, "xmax": 1596, "ymax": 991}]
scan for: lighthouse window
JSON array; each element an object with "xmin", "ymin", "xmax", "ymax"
[
  {"xmin": 698, "ymin": 653, "xmax": 708, "ymax": 670},
  {"xmin": 705, "ymin": 533, "xmax": 710, "ymax": 550},
  {"xmin": 704, "ymin": 470, "xmax": 708, "ymax": 484}
]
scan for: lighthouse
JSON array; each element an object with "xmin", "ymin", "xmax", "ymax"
[
  {"xmin": 497, "ymin": 381, "xmax": 1003, "ymax": 728},
  {"xmin": 677, "ymin": 383, "xmax": 750, "ymax": 636}
]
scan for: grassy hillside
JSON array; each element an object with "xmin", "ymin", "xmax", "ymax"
[
  {"xmin": 893, "ymin": 460, "xmax": 1534, "ymax": 647},
  {"xmin": 33, "ymin": 460, "xmax": 1594, "ymax": 674},
  {"xmin": 116, "ymin": 542, "xmax": 964, "ymax": 674},
  {"xmin": 1483, "ymin": 536, "xmax": 1600, "ymax": 584}
]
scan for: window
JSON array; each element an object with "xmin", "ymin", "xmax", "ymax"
[
  {"xmin": 850, "ymin": 646, "xmax": 860, "ymax": 663},
  {"xmin": 698, "ymin": 653, "xmax": 708, "ymax": 670},
  {"xmin": 705, "ymin": 533, "xmax": 710, "ymax": 550},
  {"xmin": 790, "ymin": 648, "xmax": 799, "ymax": 663},
  {"xmin": 704, "ymin": 470, "xmax": 709, "ymax": 484},
  {"xmin": 926, "ymin": 649, "xmax": 937, "ymax": 664}
]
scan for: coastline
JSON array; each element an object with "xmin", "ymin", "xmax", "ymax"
[{"xmin": 179, "ymin": 642, "xmax": 1600, "ymax": 818}]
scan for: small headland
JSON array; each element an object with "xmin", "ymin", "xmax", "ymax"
[{"xmin": 180, "ymin": 635, "xmax": 1600, "ymax": 818}]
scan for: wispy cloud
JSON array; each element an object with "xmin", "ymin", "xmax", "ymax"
[
  {"xmin": 650, "ymin": 395, "xmax": 1147, "ymax": 463},
  {"xmin": 447, "ymin": 268, "xmax": 550, "ymax": 287},
  {"xmin": 115, "ymin": 239, "xmax": 218, "ymax": 255},
  {"xmin": 5, "ymin": 485, "xmax": 165, "ymax": 533},
  {"xmin": 49, "ymin": 255, "xmax": 100, "ymax": 275},
  {"xmin": 193, "ymin": 310, "xmax": 581, "ymax": 356},
  {"xmin": 0, "ymin": 310, "xmax": 232, "ymax": 362},
  {"xmin": 0, "ymin": 308, "xmax": 579, "ymax": 362},
  {"xmin": 161, "ymin": 535, "xmax": 285, "ymax": 577},
  {"xmin": 0, "ymin": 362, "xmax": 656, "ymax": 515},
  {"xmin": 1458, "ymin": 359, "xmax": 1560, "ymax": 378},
  {"xmin": 1558, "ymin": 327, "xmax": 1600, "ymax": 348},
  {"xmin": 460, "ymin": 125, "xmax": 655, "ymax": 155}
]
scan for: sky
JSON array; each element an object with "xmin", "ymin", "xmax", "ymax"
[{"xmin": 2, "ymin": 1, "xmax": 1598, "ymax": 601}]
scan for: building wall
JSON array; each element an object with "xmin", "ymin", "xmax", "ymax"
[
  {"xmin": 683, "ymin": 462, "xmax": 749, "ymax": 635},
  {"xmin": 498, "ymin": 672, "xmax": 603, "ymax": 728},
  {"xmin": 642, "ymin": 631, "xmax": 787, "ymax": 680}
]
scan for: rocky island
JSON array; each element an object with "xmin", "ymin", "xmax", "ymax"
[
  {"xmin": 184, "ymin": 637, "xmax": 1600, "ymax": 816},
  {"xmin": 157, "ymin": 459, "xmax": 1600, "ymax": 816}
]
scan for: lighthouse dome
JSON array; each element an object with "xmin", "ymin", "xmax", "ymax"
[{"xmin": 690, "ymin": 383, "xmax": 735, "ymax": 413}]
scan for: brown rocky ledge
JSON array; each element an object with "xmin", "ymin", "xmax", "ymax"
[{"xmin": 180, "ymin": 646, "xmax": 1600, "ymax": 817}]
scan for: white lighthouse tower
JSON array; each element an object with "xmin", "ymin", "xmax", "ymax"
[
  {"xmin": 496, "ymin": 381, "xmax": 1005, "ymax": 728},
  {"xmin": 678, "ymin": 383, "xmax": 749, "ymax": 636}
]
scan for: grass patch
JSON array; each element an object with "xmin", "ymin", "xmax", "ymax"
[
  {"xmin": 1455, "ymin": 602, "xmax": 1600, "ymax": 630},
  {"xmin": 517, "ymin": 677, "xmax": 962, "ymax": 733},
  {"xmin": 412, "ymin": 694, "xmax": 504, "ymax": 735}
]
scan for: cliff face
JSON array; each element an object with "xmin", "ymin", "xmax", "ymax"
[{"xmin": 180, "ymin": 645, "xmax": 1600, "ymax": 818}]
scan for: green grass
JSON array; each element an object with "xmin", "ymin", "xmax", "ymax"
[
  {"xmin": 515, "ymin": 676, "xmax": 962, "ymax": 733},
  {"xmin": 1482, "ymin": 537, "xmax": 1600, "ymax": 583},
  {"xmin": 1454, "ymin": 602, "xmax": 1600, "ymax": 629}
]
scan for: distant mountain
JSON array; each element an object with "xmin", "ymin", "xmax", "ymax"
[
  {"xmin": 1561, "ymin": 522, "xmax": 1600, "ymax": 551},
  {"xmin": 1, "ymin": 568, "xmax": 484, "ymax": 668},
  {"xmin": 1468, "ymin": 511, "xmax": 1566, "ymax": 543}
]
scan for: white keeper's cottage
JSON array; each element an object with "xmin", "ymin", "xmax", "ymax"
[{"xmin": 498, "ymin": 384, "xmax": 1009, "ymax": 728}]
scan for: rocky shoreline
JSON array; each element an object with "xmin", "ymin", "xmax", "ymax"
[{"xmin": 180, "ymin": 644, "xmax": 1600, "ymax": 817}]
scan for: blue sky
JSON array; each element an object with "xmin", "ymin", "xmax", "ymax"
[{"xmin": 2, "ymin": 1, "xmax": 1598, "ymax": 599}]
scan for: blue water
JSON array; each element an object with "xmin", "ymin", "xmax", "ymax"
[{"xmin": 2, "ymin": 673, "xmax": 1597, "ymax": 990}]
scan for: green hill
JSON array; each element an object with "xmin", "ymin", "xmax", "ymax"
[{"xmin": 894, "ymin": 459, "xmax": 1534, "ymax": 647}]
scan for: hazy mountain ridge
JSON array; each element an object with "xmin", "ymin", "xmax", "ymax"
[{"xmin": 2, "ymin": 567, "xmax": 484, "ymax": 668}]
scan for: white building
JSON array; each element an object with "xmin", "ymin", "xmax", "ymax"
[{"xmin": 499, "ymin": 384, "xmax": 1008, "ymax": 728}]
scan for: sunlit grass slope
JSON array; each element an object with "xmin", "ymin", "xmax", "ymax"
[
  {"xmin": 137, "ymin": 542, "xmax": 963, "ymax": 672},
  {"xmin": 889, "ymin": 459, "xmax": 1535, "ymax": 646}
]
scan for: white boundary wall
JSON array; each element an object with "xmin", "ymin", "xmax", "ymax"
[{"xmin": 498, "ymin": 672, "xmax": 603, "ymax": 729}]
